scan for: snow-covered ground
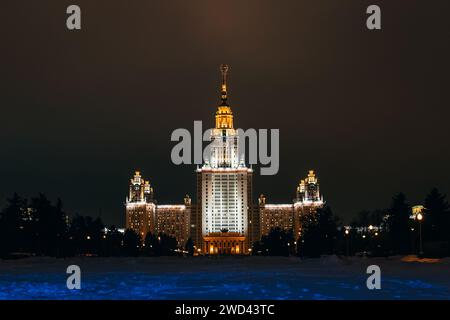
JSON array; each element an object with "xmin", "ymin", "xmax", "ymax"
[{"xmin": 0, "ymin": 255, "xmax": 449, "ymax": 300}]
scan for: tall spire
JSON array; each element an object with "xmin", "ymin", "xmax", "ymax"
[
  {"xmin": 215, "ymin": 64, "xmax": 234, "ymax": 129},
  {"xmin": 220, "ymin": 64, "xmax": 229, "ymax": 105}
]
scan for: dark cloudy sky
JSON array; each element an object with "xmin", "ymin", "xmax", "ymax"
[{"xmin": 1, "ymin": 0, "xmax": 449, "ymax": 225}]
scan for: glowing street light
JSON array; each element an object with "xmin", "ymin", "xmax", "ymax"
[
  {"xmin": 344, "ymin": 228, "xmax": 350, "ymax": 256},
  {"xmin": 412, "ymin": 205, "xmax": 424, "ymax": 217},
  {"xmin": 412, "ymin": 205, "xmax": 425, "ymax": 256}
]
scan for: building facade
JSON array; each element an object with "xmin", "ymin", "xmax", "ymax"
[
  {"xmin": 125, "ymin": 65, "xmax": 324, "ymax": 254},
  {"xmin": 196, "ymin": 64, "xmax": 253, "ymax": 254},
  {"xmin": 125, "ymin": 171, "xmax": 155, "ymax": 239},
  {"xmin": 258, "ymin": 170, "xmax": 324, "ymax": 240},
  {"xmin": 125, "ymin": 171, "xmax": 192, "ymax": 247}
]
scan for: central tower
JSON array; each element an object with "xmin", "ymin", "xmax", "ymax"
[{"xmin": 196, "ymin": 65, "xmax": 253, "ymax": 255}]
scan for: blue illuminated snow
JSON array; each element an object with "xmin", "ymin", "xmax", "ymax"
[{"xmin": 0, "ymin": 256, "xmax": 449, "ymax": 300}]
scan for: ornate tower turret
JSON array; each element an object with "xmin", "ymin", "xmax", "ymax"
[
  {"xmin": 144, "ymin": 180, "xmax": 154, "ymax": 202},
  {"xmin": 125, "ymin": 171, "xmax": 156, "ymax": 239},
  {"xmin": 295, "ymin": 170, "xmax": 323, "ymax": 203},
  {"xmin": 127, "ymin": 171, "xmax": 154, "ymax": 203},
  {"xmin": 215, "ymin": 64, "xmax": 234, "ymax": 129}
]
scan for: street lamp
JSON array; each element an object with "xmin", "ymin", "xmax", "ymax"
[
  {"xmin": 344, "ymin": 228, "xmax": 350, "ymax": 256},
  {"xmin": 417, "ymin": 212, "xmax": 424, "ymax": 256},
  {"xmin": 412, "ymin": 205, "xmax": 425, "ymax": 257}
]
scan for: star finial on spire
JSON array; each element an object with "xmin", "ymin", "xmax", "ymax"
[{"xmin": 220, "ymin": 64, "xmax": 229, "ymax": 103}]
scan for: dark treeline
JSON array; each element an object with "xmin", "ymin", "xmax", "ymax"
[
  {"xmin": 252, "ymin": 228, "xmax": 296, "ymax": 256},
  {"xmin": 253, "ymin": 188, "xmax": 450, "ymax": 258},
  {"xmin": 1, "ymin": 188, "xmax": 449, "ymax": 259},
  {"xmin": 0, "ymin": 193, "xmax": 183, "ymax": 258}
]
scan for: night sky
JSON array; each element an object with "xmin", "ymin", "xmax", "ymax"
[{"xmin": 1, "ymin": 0, "xmax": 449, "ymax": 226}]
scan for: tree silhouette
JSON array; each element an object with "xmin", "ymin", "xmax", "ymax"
[
  {"xmin": 0, "ymin": 193, "xmax": 27, "ymax": 257},
  {"xmin": 185, "ymin": 237, "xmax": 195, "ymax": 256},
  {"xmin": 424, "ymin": 188, "xmax": 450, "ymax": 242},
  {"xmin": 123, "ymin": 229, "xmax": 141, "ymax": 256},
  {"xmin": 157, "ymin": 233, "xmax": 178, "ymax": 256},
  {"xmin": 356, "ymin": 210, "xmax": 371, "ymax": 227},
  {"xmin": 251, "ymin": 239, "xmax": 265, "ymax": 255},
  {"xmin": 144, "ymin": 232, "xmax": 158, "ymax": 256},
  {"xmin": 298, "ymin": 206, "xmax": 338, "ymax": 257},
  {"xmin": 387, "ymin": 193, "xmax": 411, "ymax": 254},
  {"xmin": 101, "ymin": 225, "xmax": 123, "ymax": 257},
  {"xmin": 256, "ymin": 228, "xmax": 294, "ymax": 256},
  {"xmin": 29, "ymin": 194, "xmax": 68, "ymax": 256},
  {"xmin": 68, "ymin": 215, "xmax": 104, "ymax": 256}
]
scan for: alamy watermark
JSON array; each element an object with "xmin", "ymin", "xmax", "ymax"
[
  {"xmin": 366, "ymin": 265, "xmax": 381, "ymax": 290},
  {"xmin": 66, "ymin": 265, "xmax": 81, "ymax": 290},
  {"xmin": 170, "ymin": 121, "xmax": 279, "ymax": 176}
]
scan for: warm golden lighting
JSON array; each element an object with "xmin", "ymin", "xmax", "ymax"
[
  {"xmin": 412, "ymin": 205, "xmax": 425, "ymax": 215},
  {"xmin": 215, "ymin": 64, "xmax": 234, "ymax": 129},
  {"xmin": 215, "ymin": 106, "xmax": 233, "ymax": 129},
  {"xmin": 412, "ymin": 205, "xmax": 425, "ymax": 221},
  {"xmin": 307, "ymin": 170, "xmax": 317, "ymax": 184}
]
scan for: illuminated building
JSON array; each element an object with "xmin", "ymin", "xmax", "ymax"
[
  {"xmin": 125, "ymin": 171, "xmax": 192, "ymax": 246},
  {"xmin": 155, "ymin": 196, "xmax": 192, "ymax": 247},
  {"xmin": 196, "ymin": 64, "xmax": 252, "ymax": 254},
  {"xmin": 258, "ymin": 170, "xmax": 324, "ymax": 239},
  {"xmin": 125, "ymin": 171, "xmax": 155, "ymax": 239},
  {"xmin": 124, "ymin": 65, "xmax": 324, "ymax": 253},
  {"xmin": 293, "ymin": 170, "xmax": 324, "ymax": 237}
]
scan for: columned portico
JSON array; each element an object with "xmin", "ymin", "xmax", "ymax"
[{"xmin": 203, "ymin": 232, "xmax": 246, "ymax": 255}]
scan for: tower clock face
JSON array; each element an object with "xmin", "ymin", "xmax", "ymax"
[{"xmin": 134, "ymin": 185, "xmax": 140, "ymax": 191}]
